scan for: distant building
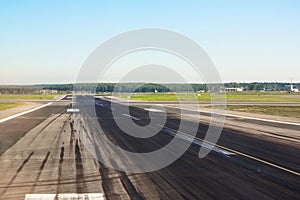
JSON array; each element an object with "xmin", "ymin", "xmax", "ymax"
[
  {"xmin": 290, "ymin": 85, "xmax": 299, "ymax": 92},
  {"xmin": 225, "ymin": 87, "xmax": 243, "ymax": 92},
  {"xmin": 37, "ymin": 89, "xmax": 58, "ymax": 94},
  {"xmin": 289, "ymin": 78, "xmax": 299, "ymax": 92}
]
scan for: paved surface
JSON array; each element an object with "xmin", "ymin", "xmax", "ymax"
[
  {"xmin": 103, "ymin": 95, "xmax": 300, "ymax": 106},
  {"xmin": 132, "ymin": 101, "xmax": 300, "ymax": 106},
  {"xmin": 0, "ymin": 102, "xmax": 44, "ymax": 120},
  {"xmin": 0, "ymin": 95, "xmax": 299, "ymax": 199}
]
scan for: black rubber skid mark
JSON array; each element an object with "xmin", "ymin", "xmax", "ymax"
[
  {"xmin": 0, "ymin": 152, "xmax": 34, "ymax": 197},
  {"xmin": 17, "ymin": 152, "xmax": 34, "ymax": 173},
  {"xmin": 40, "ymin": 151, "xmax": 50, "ymax": 170},
  {"xmin": 75, "ymin": 139, "xmax": 86, "ymax": 193},
  {"xmin": 29, "ymin": 151, "xmax": 51, "ymax": 193},
  {"xmin": 60, "ymin": 146, "xmax": 65, "ymax": 163},
  {"xmin": 119, "ymin": 171, "xmax": 145, "ymax": 200},
  {"xmin": 55, "ymin": 146, "xmax": 65, "ymax": 200}
]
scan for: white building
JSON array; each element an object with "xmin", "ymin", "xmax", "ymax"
[
  {"xmin": 38, "ymin": 89, "xmax": 58, "ymax": 94},
  {"xmin": 225, "ymin": 87, "xmax": 243, "ymax": 92},
  {"xmin": 290, "ymin": 85, "xmax": 299, "ymax": 92}
]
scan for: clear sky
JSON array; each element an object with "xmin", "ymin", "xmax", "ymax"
[{"xmin": 0, "ymin": 0, "xmax": 299, "ymax": 84}]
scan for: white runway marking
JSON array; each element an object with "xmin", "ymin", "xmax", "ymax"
[
  {"xmin": 67, "ymin": 108, "xmax": 79, "ymax": 113},
  {"xmin": 161, "ymin": 126, "xmax": 235, "ymax": 156},
  {"xmin": 0, "ymin": 103, "xmax": 52, "ymax": 123},
  {"xmin": 0, "ymin": 95, "xmax": 66, "ymax": 123},
  {"xmin": 122, "ymin": 113, "xmax": 140, "ymax": 120},
  {"xmin": 25, "ymin": 193, "xmax": 104, "ymax": 200},
  {"xmin": 144, "ymin": 108, "xmax": 164, "ymax": 112}
]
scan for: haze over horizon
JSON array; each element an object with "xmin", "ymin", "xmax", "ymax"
[{"xmin": 1, "ymin": 1, "xmax": 300, "ymax": 84}]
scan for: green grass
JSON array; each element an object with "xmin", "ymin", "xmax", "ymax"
[
  {"xmin": 225, "ymin": 105, "xmax": 300, "ymax": 118},
  {"xmin": 0, "ymin": 102, "xmax": 25, "ymax": 111},
  {"xmin": 224, "ymin": 94, "xmax": 300, "ymax": 102},
  {"xmin": 0, "ymin": 94, "xmax": 58, "ymax": 100},
  {"xmin": 124, "ymin": 93, "xmax": 198, "ymax": 101},
  {"xmin": 123, "ymin": 92, "xmax": 300, "ymax": 102}
]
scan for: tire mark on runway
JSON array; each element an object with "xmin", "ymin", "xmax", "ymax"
[
  {"xmin": 98, "ymin": 161, "xmax": 121, "ymax": 200},
  {"xmin": 86, "ymin": 120, "xmax": 124, "ymax": 199},
  {"xmin": 49, "ymin": 114, "xmax": 70, "ymax": 158},
  {"xmin": 70, "ymin": 120, "xmax": 75, "ymax": 144},
  {"xmin": 29, "ymin": 113, "xmax": 69, "ymax": 197},
  {"xmin": 93, "ymin": 120, "xmax": 181, "ymax": 199},
  {"xmin": 40, "ymin": 151, "xmax": 51, "ymax": 170},
  {"xmin": 119, "ymin": 172, "xmax": 145, "ymax": 200},
  {"xmin": 147, "ymin": 174, "xmax": 185, "ymax": 200},
  {"xmin": 159, "ymin": 173, "xmax": 198, "ymax": 200},
  {"xmin": 0, "ymin": 152, "xmax": 33, "ymax": 197},
  {"xmin": 97, "ymin": 111, "xmax": 206, "ymax": 199},
  {"xmin": 90, "ymin": 112, "xmax": 180, "ymax": 199},
  {"xmin": 27, "ymin": 113, "xmax": 64, "ymax": 147},
  {"xmin": 109, "ymin": 159, "xmax": 145, "ymax": 200},
  {"xmin": 75, "ymin": 139, "xmax": 86, "ymax": 193},
  {"xmin": 69, "ymin": 118, "xmax": 75, "ymax": 157},
  {"xmin": 92, "ymin": 143, "xmax": 120, "ymax": 199},
  {"xmin": 54, "ymin": 146, "xmax": 64, "ymax": 200},
  {"xmin": 0, "ymin": 113, "xmax": 65, "ymax": 157},
  {"xmin": 29, "ymin": 151, "xmax": 51, "ymax": 193},
  {"xmin": 17, "ymin": 152, "xmax": 34, "ymax": 173}
]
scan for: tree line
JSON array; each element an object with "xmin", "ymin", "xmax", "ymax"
[
  {"xmin": 41, "ymin": 82, "xmax": 299, "ymax": 93},
  {"xmin": 0, "ymin": 82, "xmax": 298, "ymax": 94}
]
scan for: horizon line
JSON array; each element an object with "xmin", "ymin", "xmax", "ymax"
[{"xmin": 0, "ymin": 81, "xmax": 300, "ymax": 86}]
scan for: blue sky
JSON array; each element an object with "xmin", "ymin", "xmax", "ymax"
[{"xmin": 0, "ymin": 0, "xmax": 299, "ymax": 84}]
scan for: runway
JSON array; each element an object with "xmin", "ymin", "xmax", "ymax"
[{"xmin": 0, "ymin": 95, "xmax": 299, "ymax": 199}]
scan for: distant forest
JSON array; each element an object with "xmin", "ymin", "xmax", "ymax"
[
  {"xmin": 0, "ymin": 82, "xmax": 299, "ymax": 94},
  {"xmin": 42, "ymin": 82, "xmax": 299, "ymax": 93}
]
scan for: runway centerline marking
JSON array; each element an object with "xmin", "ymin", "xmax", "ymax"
[
  {"xmin": 144, "ymin": 108, "xmax": 164, "ymax": 113},
  {"xmin": 122, "ymin": 113, "xmax": 140, "ymax": 121}
]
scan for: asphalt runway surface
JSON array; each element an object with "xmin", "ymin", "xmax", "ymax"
[
  {"xmin": 151, "ymin": 106, "xmax": 300, "ymax": 130},
  {"xmin": 0, "ymin": 95, "xmax": 299, "ymax": 199}
]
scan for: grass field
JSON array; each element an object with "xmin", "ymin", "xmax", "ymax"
[
  {"xmin": 0, "ymin": 102, "xmax": 25, "ymax": 111},
  {"xmin": 225, "ymin": 105, "xmax": 300, "ymax": 118},
  {"xmin": 0, "ymin": 94, "xmax": 58, "ymax": 100},
  {"xmin": 124, "ymin": 92, "xmax": 300, "ymax": 102}
]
